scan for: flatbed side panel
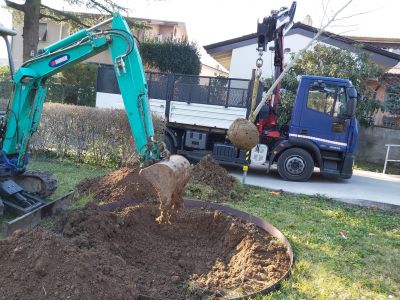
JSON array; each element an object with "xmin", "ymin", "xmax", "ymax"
[
  {"xmin": 169, "ymin": 101, "xmax": 247, "ymax": 129},
  {"xmin": 95, "ymin": 92, "xmax": 166, "ymax": 118}
]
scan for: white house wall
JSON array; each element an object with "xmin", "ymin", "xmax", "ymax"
[{"xmin": 229, "ymin": 34, "xmax": 316, "ymax": 80}]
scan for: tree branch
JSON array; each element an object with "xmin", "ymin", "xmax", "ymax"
[
  {"xmin": 40, "ymin": 4, "xmax": 90, "ymax": 28},
  {"xmin": 40, "ymin": 13, "xmax": 68, "ymax": 23},
  {"xmin": 87, "ymin": 0, "xmax": 114, "ymax": 14}
]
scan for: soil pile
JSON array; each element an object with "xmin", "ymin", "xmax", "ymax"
[
  {"xmin": 187, "ymin": 155, "xmax": 246, "ymax": 202},
  {"xmin": 0, "ymin": 204, "xmax": 290, "ymax": 299},
  {"xmin": 0, "ymin": 227, "xmax": 138, "ymax": 300},
  {"xmin": 190, "ymin": 155, "xmax": 236, "ymax": 194},
  {"xmin": 77, "ymin": 166, "xmax": 158, "ymax": 204}
]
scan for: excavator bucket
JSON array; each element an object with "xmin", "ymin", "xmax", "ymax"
[{"xmin": 139, "ymin": 155, "xmax": 191, "ymax": 222}]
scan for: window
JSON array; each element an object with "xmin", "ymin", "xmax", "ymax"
[
  {"xmin": 307, "ymin": 83, "xmax": 346, "ymax": 117},
  {"xmin": 39, "ymin": 23, "xmax": 47, "ymax": 41},
  {"xmin": 97, "ymin": 65, "xmax": 120, "ymax": 94}
]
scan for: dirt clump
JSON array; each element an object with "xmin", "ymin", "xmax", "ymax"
[
  {"xmin": 0, "ymin": 162, "xmax": 291, "ymax": 299},
  {"xmin": 187, "ymin": 155, "xmax": 247, "ymax": 202},
  {"xmin": 190, "ymin": 155, "xmax": 236, "ymax": 193},
  {"xmin": 77, "ymin": 166, "xmax": 158, "ymax": 204},
  {"xmin": 0, "ymin": 204, "xmax": 291, "ymax": 299}
]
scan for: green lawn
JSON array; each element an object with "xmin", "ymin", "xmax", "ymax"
[
  {"xmin": 28, "ymin": 157, "xmax": 111, "ymax": 198},
  {"xmin": 233, "ymin": 191, "xmax": 399, "ymax": 299},
  {"xmin": 26, "ymin": 158, "xmax": 400, "ymax": 299}
]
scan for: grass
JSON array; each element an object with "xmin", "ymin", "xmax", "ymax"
[
  {"xmin": 232, "ymin": 189, "xmax": 400, "ymax": 299},
  {"xmin": 28, "ymin": 157, "xmax": 112, "ymax": 198},
  {"xmin": 9, "ymin": 157, "xmax": 400, "ymax": 299},
  {"xmin": 354, "ymin": 160, "xmax": 400, "ymax": 176}
]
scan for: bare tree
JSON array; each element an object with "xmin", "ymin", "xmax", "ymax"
[{"xmin": 5, "ymin": 0, "xmax": 130, "ymax": 62}]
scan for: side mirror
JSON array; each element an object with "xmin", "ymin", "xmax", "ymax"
[
  {"xmin": 346, "ymin": 87, "xmax": 357, "ymax": 117},
  {"xmin": 346, "ymin": 98, "xmax": 357, "ymax": 117}
]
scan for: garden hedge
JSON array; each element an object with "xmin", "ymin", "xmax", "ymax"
[{"xmin": 31, "ymin": 103, "xmax": 165, "ymax": 167}]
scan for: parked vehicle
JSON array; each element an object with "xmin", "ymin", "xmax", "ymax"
[{"xmin": 96, "ymin": 67, "xmax": 359, "ymax": 181}]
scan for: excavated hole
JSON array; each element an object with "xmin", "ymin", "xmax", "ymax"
[{"xmin": 56, "ymin": 204, "xmax": 291, "ymax": 299}]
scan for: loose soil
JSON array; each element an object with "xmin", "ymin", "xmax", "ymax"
[
  {"xmin": 190, "ymin": 155, "xmax": 237, "ymax": 194},
  {"xmin": 187, "ymin": 155, "xmax": 246, "ymax": 202},
  {"xmin": 77, "ymin": 165, "xmax": 158, "ymax": 204},
  {"xmin": 0, "ymin": 161, "xmax": 291, "ymax": 299}
]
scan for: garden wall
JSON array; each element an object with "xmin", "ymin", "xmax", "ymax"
[{"xmin": 357, "ymin": 126, "xmax": 400, "ymax": 164}]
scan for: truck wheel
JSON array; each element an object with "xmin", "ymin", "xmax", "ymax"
[
  {"xmin": 164, "ymin": 135, "xmax": 176, "ymax": 154},
  {"xmin": 277, "ymin": 148, "xmax": 314, "ymax": 181}
]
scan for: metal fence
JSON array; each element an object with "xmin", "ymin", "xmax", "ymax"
[
  {"xmin": 146, "ymin": 72, "xmax": 252, "ymax": 108},
  {"xmin": 0, "ymin": 80, "xmax": 96, "ymax": 107}
]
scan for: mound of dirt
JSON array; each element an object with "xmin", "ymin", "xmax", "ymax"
[
  {"xmin": 0, "ymin": 227, "xmax": 138, "ymax": 300},
  {"xmin": 0, "ymin": 204, "xmax": 290, "ymax": 299},
  {"xmin": 77, "ymin": 166, "xmax": 158, "ymax": 204},
  {"xmin": 190, "ymin": 155, "xmax": 237, "ymax": 194}
]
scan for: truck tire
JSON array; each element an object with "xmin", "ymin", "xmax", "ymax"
[
  {"xmin": 164, "ymin": 135, "xmax": 176, "ymax": 154},
  {"xmin": 277, "ymin": 148, "xmax": 314, "ymax": 181}
]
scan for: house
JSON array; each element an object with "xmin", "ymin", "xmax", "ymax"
[
  {"xmin": 200, "ymin": 63, "xmax": 228, "ymax": 77},
  {"xmin": 10, "ymin": 13, "xmax": 188, "ymax": 68},
  {"xmin": 204, "ymin": 22, "xmax": 400, "ymax": 127},
  {"xmin": 345, "ymin": 36, "xmax": 400, "ymax": 54}
]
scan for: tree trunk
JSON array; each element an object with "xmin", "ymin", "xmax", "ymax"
[{"xmin": 22, "ymin": 0, "xmax": 41, "ymax": 62}]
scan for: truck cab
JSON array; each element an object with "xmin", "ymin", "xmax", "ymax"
[{"xmin": 274, "ymin": 75, "xmax": 359, "ymax": 180}]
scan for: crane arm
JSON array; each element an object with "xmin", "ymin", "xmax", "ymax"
[
  {"xmin": 254, "ymin": 2, "xmax": 296, "ymax": 132},
  {"xmin": 0, "ymin": 13, "xmax": 158, "ymax": 174}
]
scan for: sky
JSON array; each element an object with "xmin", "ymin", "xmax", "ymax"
[{"xmin": 0, "ymin": 0, "xmax": 399, "ymax": 64}]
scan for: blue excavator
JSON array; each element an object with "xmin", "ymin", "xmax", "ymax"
[{"xmin": 0, "ymin": 13, "xmax": 190, "ymax": 217}]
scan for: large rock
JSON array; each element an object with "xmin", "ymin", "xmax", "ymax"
[{"xmin": 227, "ymin": 118, "xmax": 259, "ymax": 151}]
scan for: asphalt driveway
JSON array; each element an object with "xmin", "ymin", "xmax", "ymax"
[{"xmin": 229, "ymin": 166, "xmax": 400, "ymax": 209}]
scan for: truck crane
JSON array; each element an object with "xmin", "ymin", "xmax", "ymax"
[
  {"xmin": 229, "ymin": 1, "xmax": 360, "ymax": 181},
  {"xmin": 0, "ymin": 14, "xmax": 190, "ymax": 216}
]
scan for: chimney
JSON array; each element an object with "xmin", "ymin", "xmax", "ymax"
[{"xmin": 303, "ymin": 15, "xmax": 313, "ymax": 26}]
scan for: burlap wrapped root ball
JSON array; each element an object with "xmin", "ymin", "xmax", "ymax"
[{"xmin": 227, "ymin": 118, "xmax": 259, "ymax": 150}]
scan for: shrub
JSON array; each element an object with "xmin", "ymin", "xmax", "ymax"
[
  {"xmin": 31, "ymin": 103, "xmax": 165, "ymax": 167},
  {"xmin": 140, "ymin": 38, "xmax": 201, "ymax": 75}
]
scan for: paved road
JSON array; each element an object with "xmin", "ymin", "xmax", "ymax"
[{"xmin": 228, "ymin": 166, "xmax": 400, "ymax": 209}]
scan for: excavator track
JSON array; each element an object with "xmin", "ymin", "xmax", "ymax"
[{"xmin": 12, "ymin": 170, "xmax": 57, "ymax": 197}]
